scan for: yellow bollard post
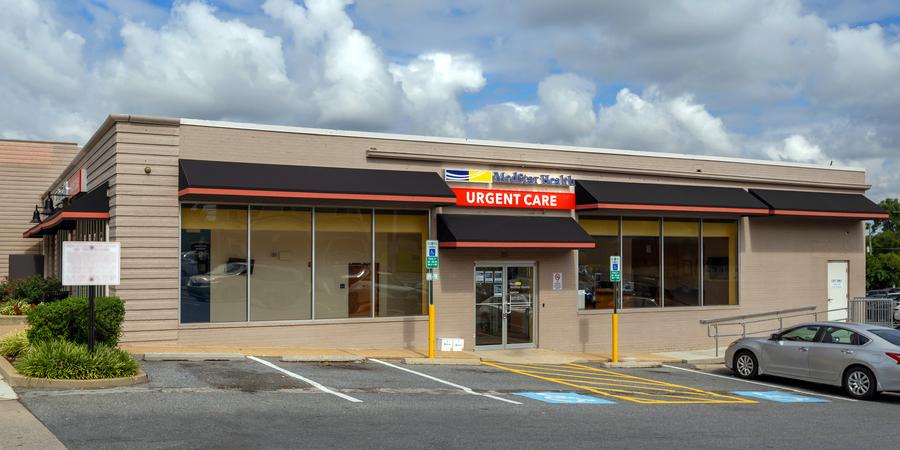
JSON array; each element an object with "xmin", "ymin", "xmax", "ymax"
[
  {"xmin": 611, "ymin": 312, "xmax": 619, "ymax": 363},
  {"xmin": 428, "ymin": 303, "xmax": 435, "ymax": 358}
]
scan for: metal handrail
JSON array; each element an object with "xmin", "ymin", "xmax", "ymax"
[
  {"xmin": 699, "ymin": 305, "xmax": 817, "ymax": 325},
  {"xmin": 703, "ymin": 303, "xmax": 849, "ymax": 357}
]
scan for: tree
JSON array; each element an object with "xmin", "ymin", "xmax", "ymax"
[{"xmin": 867, "ymin": 198, "xmax": 900, "ymax": 290}]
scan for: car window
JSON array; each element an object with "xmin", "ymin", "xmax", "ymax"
[
  {"xmin": 781, "ymin": 326, "xmax": 820, "ymax": 342},
  {"xmin": 870, "ymin": 329, "xmax": 900, "ymax": 346},
  {"xmin": 820, "ymin": 326, "xmax": 868, "ymax": 345}
]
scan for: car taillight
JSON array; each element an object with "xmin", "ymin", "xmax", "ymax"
[
  {"xmin": 727, "ymin": 340, "xmax": 738, "ymax": 348},
  {"xmin": 886, "ymin": 353, "xmax": 900, "ymax": 364}
]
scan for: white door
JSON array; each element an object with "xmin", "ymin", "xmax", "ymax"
[{"xmin": 827, "ymin": 261, "xmax": 849, "ymax": 321}]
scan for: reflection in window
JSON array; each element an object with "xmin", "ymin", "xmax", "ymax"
[
  {"xmin": 577, "ymin": 219, "xmax": 618, "ymax": 309},
  {"xmin": 181, "ymin": 204, "xmax": 248, "ymax": 323},
  {"xmin": 250, "ymin": 207, "xmax": 312, "ymax": 321},
  {"xmin": 703, "ymin": 221, "xmax": 738, "ymax": 305},
  {"xmin": 622, "ymin": 219, "xmax": 660, "ymax": 308},
  {"xmin": 375, "ymin": 211, "xmax": 427, "ymax": 317},
  {"xmin": 314, "ymin": 209, "xmax": 373, "ymax": 319},
  {"xmin": 664, "ymin": 220, "xmax": 699, "ymax": 307}
]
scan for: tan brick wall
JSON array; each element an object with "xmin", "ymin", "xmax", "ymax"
[{"xmin": 0, "ymin": 140, "xmax": 78, "ymax": 280}]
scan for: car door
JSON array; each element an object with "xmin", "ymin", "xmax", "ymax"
[
  {"xmin": 763, "ymin": 325, "xmax": 821, "ymax": 378},
  {"xmin": 808, "ymin": 326, "xmax": 869, "ymax": 385}
]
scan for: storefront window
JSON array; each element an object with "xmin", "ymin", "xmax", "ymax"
[
  {"xmin": 314, "ymin": 209, "xmax": 373, "ymax": 319},
  {"xmin": 703, "ymin": 221, "xmax": 738, "ymax": 305},
  {"xmin": 663, "ymin": 220, "xmax": 700, "ymax": 307},
  {"xmin": 375, "ymin": 211, "xmax": 428, "ymax": 317},
  {"xmin": 577, "ymin": 219, "xmax": 619, "ymax": 309},
  {"xmin": 249, "ymin": 207, "xmax": 312, "ymax": 321},
  {"xmin": 622, "ymin": 219, "xmax": 661, "ymax": 308},
  {"xmin": 181, "ymin": 204, "xmax": 248, "ymax": 323}
]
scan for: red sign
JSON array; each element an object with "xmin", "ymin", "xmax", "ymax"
[
  {"xmin": 452, "ymin": 187, "xmax": 575, "ymax": 210},
  {"xmin": 67, "ymin": 168, "xmax": 86, "ymax": 198}
]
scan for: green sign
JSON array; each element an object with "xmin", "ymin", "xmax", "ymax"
[
  {"xmin": 610, "ymin": 255, "xmax": 621, "ymax": 282},
  {"xmin": 426, "ymin": 240, "xmax": 439, "ymax": 269}
]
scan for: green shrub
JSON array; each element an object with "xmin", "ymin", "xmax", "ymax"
[
  {"xmin": 0, "ymin": 330, "xmax": 29, "ymax": 357},
  {"xmin": 14, "ymin": 340, "xmax": 138, "ymax": 380},
  {"xmin": 2, "ymin": 276, "xmax": 63, "ymax": 304},
  {"xmin": 27, "ymin": 296, "xmax": 126, "ymax": 346},
  {"xmin": 0, "ymin": 299, "xmax": 36, "ymax": 316}
]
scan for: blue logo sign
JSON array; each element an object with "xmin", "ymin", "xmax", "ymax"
[
  {"xmin": 428, "ymin": 249, "xmax": 436, "ymax": 256},
  {"xmin": 731, "ymin": 391, "xmax": 829, "ymax": 403},
  {"xmin": 514, "ymin": 392, "xmax": 614, "ymax": 404},
  {"xmin": 445, "ymin": 169, "xmax": 575, "ymax": 186}
]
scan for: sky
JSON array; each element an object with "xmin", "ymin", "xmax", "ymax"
[{"xmin": 3, "ymin": 0, "xmax": 900, "ymax": 200}]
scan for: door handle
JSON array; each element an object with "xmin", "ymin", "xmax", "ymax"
[
  {"xmin": 842, "ymin": 350, "xmax": 854, "ymax": 355},
  {"xmin": 799, "ymin": 347, "xmax": 809, "ymax": 352}
]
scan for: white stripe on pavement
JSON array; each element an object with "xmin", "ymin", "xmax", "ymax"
[
  {"xmin": 248, "ymin": 356, "xmax": 362, "ymax": 403},
  {"xmin": 661, "ymin": 364, "xmax": 856, "ymax": 402},
  {"xmin": 369, "ymin": 358, "xmax": 521, "ymax": 405}
]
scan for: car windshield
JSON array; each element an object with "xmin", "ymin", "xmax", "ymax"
[{"xmin": 869, "ymin": 329, "xmax": 900, "ymax": 346}]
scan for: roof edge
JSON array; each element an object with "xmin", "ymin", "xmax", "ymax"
[
  {"xmin": 44, "ymin": 114, "xmax": 179, "ymax": 198},
  {"xmin": 180, "ymin": 117, "xmax": 866, "ymax": 173}
]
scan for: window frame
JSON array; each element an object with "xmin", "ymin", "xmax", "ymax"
[
  {"xmin": 178, "ymin": 201, "xmax": 432, "ymax": 325},
  {"xmin": 577, "ymin": 215, "xmax": 740, "ymax": 310}
]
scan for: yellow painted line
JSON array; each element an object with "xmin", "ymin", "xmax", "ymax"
[{"xmin": 482, "ymin": 361, "xmax": 756, "ymax": 405}]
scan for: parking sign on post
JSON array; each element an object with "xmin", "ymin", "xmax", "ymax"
[
  {"xmin": 609, "ymin": 256, "xmax": 621, "ymax": 282},
  {"xmin": 426, "ymin": 240, "xmax": 439, "ymax": 269}
]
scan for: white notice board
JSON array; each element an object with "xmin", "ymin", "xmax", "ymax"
[{"xmin": 62, "ymin": 242, "xmax": 121, "ymax": 286}]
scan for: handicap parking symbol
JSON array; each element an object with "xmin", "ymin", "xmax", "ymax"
[
  {"xmin": 515, "ymin": 392, "xmax": 614, "ymax": 404},
  {"xmin": 731, "ymin": 391, "xmax": 829, "ymax": 403}
]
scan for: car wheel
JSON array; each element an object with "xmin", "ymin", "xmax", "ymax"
[
  {"xmin": 733, "ymin": 350, "xmax": 759, "ymax": 379},
  {"xmin": 843, "ymin": 366, "xmax": 878, "ymax": 400}
]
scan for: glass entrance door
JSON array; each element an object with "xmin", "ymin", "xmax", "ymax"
[{"xmin": 475, "ymin": 264, "xmax": 536, "ymax": 349}]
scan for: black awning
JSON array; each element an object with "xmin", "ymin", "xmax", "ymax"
[
  {"xmin": 437, "ymin": 214, "xmax": 595, "ymax": 248},
  {"xmin": 178, "ymin": 159, "xmax": 456, "ymax": 205},
  {"xmin": 749, "ymin": 189, "xmax": 888, "ymax": 219},
  {"xmin": 575, "ymin": 180, "xmax": 770, "ymax": 215},
  {"xmin": 24, "ymin": 182, "xmax": 110, "ymax": 238}
]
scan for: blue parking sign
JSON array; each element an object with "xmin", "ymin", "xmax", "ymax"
[{"xmin": 731, "ymin": 391, "xmax": 829, "ymax": 403}]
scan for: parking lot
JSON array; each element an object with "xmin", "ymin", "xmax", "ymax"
[{"xmin": 17, "ymin": 358, "xmax": 900, "ymax": 449}]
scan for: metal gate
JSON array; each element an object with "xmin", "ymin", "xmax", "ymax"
[{"xmin": 848, "ymin": 297, "xmax": 898, "ymax": 328}]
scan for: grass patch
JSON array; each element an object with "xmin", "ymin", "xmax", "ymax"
[
  {"xmin": 0, "ymin": 330, "xmax": 29, "ymax": 357},
  {"xmin": 14, "ymin": 340, "xmax": 139, "ymax": 380}
]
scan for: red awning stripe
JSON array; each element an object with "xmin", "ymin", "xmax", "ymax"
[
  {"xmin": 771, "ymin": 209, "xmax": 890, "ymax": 219},
  {"xmin": 575, "ymin": 202, "xmax": 771, "ymax": 215},
  {"xmin": 23, "ymin": 212, "xmax": 110, "ymax": 238},
  {"xmin": 178, "ymin": 187, "xmax": 456, "ymax": 204},
  {"xmin": 440, "ymin": 241, "xmax": 596, "ymax": 249}
]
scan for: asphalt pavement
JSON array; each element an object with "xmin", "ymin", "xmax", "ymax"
[{"xmin": 14, "ymin": 358, "xmax": 900, "ymax": 449}]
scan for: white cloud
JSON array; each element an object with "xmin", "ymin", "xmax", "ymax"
[
  {"xmin": 264, "ymin": 0, "xmax": 399, "ymax": 129},
  {"xmin": 100, "ymin": 2, "xmax": 295, "ymax": 121},
  {"xmin": 765, "ymin": 134, "xmax": 828, "ymax": 163},
  {"xmin": 390, "ymin": 53, "xmax": 485, "ymax": 136}
]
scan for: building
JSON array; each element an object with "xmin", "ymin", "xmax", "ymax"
[
  {"xmin": 0, "ymin": 139, "xmax": 79, "ymax": 281},
  {"xmin": 14, "ymin": 115, "xmax": 887, "ymax": 353}
]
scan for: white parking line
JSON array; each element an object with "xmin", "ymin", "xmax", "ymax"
[
  {"xmin": 248, "ymin": 356, "xmax": 362, "ymax": 403},
  {"xmin": 661, "ymin": 364, "xmax": 856, "ymax": 402},
  {"xmin": 369, "ymin": 358, "xmax": 522, "ymax": 405}
]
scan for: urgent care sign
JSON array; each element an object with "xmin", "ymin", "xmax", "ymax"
[{"xmin": 452, "ymin": 187, "xmax": 575, "ymax": 210}]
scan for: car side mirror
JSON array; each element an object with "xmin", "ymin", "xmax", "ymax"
[{"xmin": 769, "ymin": 333, "xmax": 781, "ymax": 341}]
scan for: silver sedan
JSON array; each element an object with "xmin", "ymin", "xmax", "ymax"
[{"xmin": 725, "ymin": 321, "xmax": 900, "ymax": 399}]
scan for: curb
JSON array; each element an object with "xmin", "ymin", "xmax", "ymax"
[
  {"xmin": 598, "ymin": 361, "xmax": 663, "ymax": 369},
  {"xmin": 404, "ymin": 357, "xmax": 482, "ymax": 365},
  {"xmin": 681, "ymin": 358, "xmax": 725, "ymax": 365},
  {"xmin": 0, "ymin": 356, "xmax": 148, "ymax": 389},
  {"xmin": 281, "ymin": 355, "xmax": 366, "ymax": 363},
  {"xmin": 143, "ymin": 352, "xmax": 245, "ymax": 361}
]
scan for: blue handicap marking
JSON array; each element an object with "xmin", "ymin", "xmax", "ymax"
[
  {"xmin": 514, "ymin": 392, "xmax": 615, "ymax": 404},
  {"xmin": 731, "ymin": 391, "xmax": 830, "ymax": 403}
]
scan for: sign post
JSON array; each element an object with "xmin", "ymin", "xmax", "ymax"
[
  {"xmin": 425, "ymin": 240, "xmax": 439, "ymax": 358},
  {"xmin": 609, "ymin": 256, "xmax": 621, "ymax": 363},
  {"xmin": 62, "ymin": 242, "xmax": 121, "ymax": 353}
]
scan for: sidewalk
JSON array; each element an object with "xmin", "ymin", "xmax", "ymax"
[
  {"xmin": 0, "ymin": 374, "xmax": 66, "ymax": 449},
  {"xmin": 649, "ymin": 347, "xmax": 728, "ymax": 364}
]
